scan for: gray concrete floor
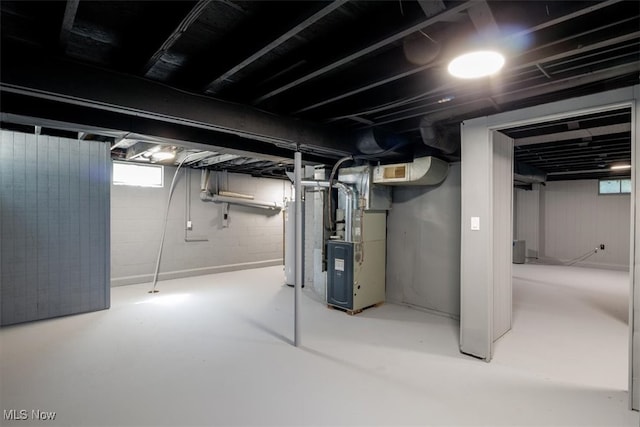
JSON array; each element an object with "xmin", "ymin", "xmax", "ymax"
[{"xmin": 0, "ymin": 265, "xmax": 637, "ymax": 426}]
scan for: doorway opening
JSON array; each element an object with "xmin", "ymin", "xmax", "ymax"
[{"xmin": 494, "ymin": 106, "xmax": 633, "ymax": 392}]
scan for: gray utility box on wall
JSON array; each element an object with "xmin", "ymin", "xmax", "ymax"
[{"xmin": 327, "ymin": 211, "xmax": 386, "ymax": 312}]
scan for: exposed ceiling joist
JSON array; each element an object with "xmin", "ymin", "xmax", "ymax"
[
  {"xmin": 197, "ymin": 153, "xmax": 241, "ymax": 167},
  {"xmin": 329, "ymin": 54, "xmax": 639, "ymax": 126},
  {"xmin": 142, "ymin": 0, "xmax": 212, "ymax": 76},
  {"xmin": 300, "ymin": 13, "xmax": 638, "ymax": 119},
  {"xmin": 467, "ymin": 0, "xmax": 500, "ymax": 40},
  {"xmin": 504, "ymin": 0, "xmax": 624, "ymax": 42},
  {"xmin": 515, "ymin": 123, "xmax": 631, "ymax": 146},
  {"xmin": 59, "ymin": 0, "xmax": 79, "ymax": 51},
  {"xmin": 417, "ymin": 1, "xmax": 446, "ymax": 18},
  {"xmin": 0, "ymin": 50, "xmax": 351, "ymax": 158},
  {"xmin": 326, "ymin": 28, "xmax": 639, "ymax": 124},
  {"xmin": 252, "ymin": 1, "xmax": 474, "ymax": 104},
  {"xmin": 204, "ymin": 0, "xmax": 347, "ymax": 95}
]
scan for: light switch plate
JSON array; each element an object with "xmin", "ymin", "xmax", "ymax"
[{"xmin": 471, "ymin": 217, "xmax": 480, "ymax": 231}]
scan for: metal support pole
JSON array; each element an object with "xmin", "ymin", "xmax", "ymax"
[{"xmin": 294, "ymin": 151, "xmax": 302, "ymax": 347}]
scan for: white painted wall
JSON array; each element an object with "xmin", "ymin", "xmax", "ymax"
[
  {"xmin": 515, "ymin": 180, "xmax": 630, "ymax": 269},
  {"xmin": 386, "ymin": 163, "xmax": 461, "ymax": 318},
  {"xmin": 111, "ymin": 165, "xmax": 291, "ymax": 286}
]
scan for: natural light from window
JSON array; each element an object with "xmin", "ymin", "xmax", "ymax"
[
  {"xmin": 599, "ymin": 178, "xmax": 631, "ymax": 195},
  {"xmin": 113, "ymin": 162, "xmax": 163, "ymax": 187}
]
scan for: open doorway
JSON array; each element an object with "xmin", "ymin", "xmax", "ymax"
[
  {"xmin": 493, "ymin": 108, "xmax": 632, "ymax": 390},
  {"xmin": 459, "ymin": 85, "xmax": 638, "ymax": 409}
]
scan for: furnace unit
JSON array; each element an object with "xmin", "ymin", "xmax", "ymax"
[{"xmin": 327, "ymin": 165, "xmax": 388, "ymax": 313}]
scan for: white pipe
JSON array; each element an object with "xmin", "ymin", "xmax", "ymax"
[
  {"xmin": 200, "ymin": 169, "xmax": 210, "ymax": 192},
  {"xmin": 294, "ymin": 151, "xmax": 302, "ymax": 347},
  {"xmin": 218, "ymin": 190, "xmax": 254, "ymax": 200},
  {"xmin": 200, "ymin": 192, "xmax": 281, "ymax": 210}
]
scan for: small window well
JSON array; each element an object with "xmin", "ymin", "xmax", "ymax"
[
  {"xmin": 113, "ymin": 162, "xmax": 163, "ymax": 187},
  {"xmin": 599, "ymin": 178, "xmax": 631, "ymax": 195}
]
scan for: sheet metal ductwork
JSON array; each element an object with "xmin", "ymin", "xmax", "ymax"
[
  {"xmin": 514, "ymin": 161, "xmax": 547, "ymax": 184},
  {"xmin": 355, "ymin": 128, "xmax": 408, "ymax": 156},
  {"xmin": 419, "ymin": 118, "xmax": 459, "ymax": 154}
]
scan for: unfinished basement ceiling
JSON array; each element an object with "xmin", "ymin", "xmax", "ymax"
[
  {"xmin": 508, "ymin": 108, "xmax": 632, "ymax": 182},
  {"xmin": 1, "ymin": 1, "xmax": 638, "ymax": 179}
]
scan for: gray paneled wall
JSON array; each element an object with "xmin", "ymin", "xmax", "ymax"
[
  {"xmin": 386, "ymin": 163, "xmax": 461, "ymax": 318},
  {"xmin": 0, "ymin": 131, "xmax": 110, "ymax": 326},
  {"xmin": 515, "ymin": 180, "xmax": 630, "ymax": 269},
  {"xmin": 492, "ymin": 131, "xmax": 513, "ymax": 342},
  {"xmin": 111, "ymin": 166, "xmax": 291, "ymax": 286}
]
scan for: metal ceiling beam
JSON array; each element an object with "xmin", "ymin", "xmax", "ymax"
[
  {"xmin": 252, "ymin": 1, "xmax": 474, "ymax": 104},
  {"xmin": 59, "ymin": 0, "xmax": 79, "ymax": 51},
  {"xmin": 141, "ymin": 0, "xmax": 212, "ymax": 76},
  {"xmin": 204, "ymin": 0, "xmax": 347, "ymax": 95},
  {"xmin": 0, "ymin": 49, "xmax": 351, "ymax": 159}
]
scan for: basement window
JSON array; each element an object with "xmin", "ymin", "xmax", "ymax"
[
  {"xmin": 113, "ymin": 162, "xmax": 163, "ymax": 187},
  {"xmin": 599, "ymin": 178, "xmax": 631, "ymax": 195}
]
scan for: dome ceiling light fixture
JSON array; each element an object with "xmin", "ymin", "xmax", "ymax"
[{"xmin": 448, "ymin": 50, "xmax": 505, "ymax": 79}]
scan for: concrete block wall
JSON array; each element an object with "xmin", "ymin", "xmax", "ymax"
[
  {"xmin": 111, "ymin": 164, "xmax": 291, "ymax": 286},
  {"xmin": 386, "ymin": 163, "xmax": 462, "ymax": 318}
]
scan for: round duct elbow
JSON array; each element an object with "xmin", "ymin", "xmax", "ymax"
[
  {"xmin": 419, "ymin": 118, "xmax": 458, "ymax": 155},
  {"xmin": 355, "ymin": 128, "xmax": 407, "ymax": 156}
]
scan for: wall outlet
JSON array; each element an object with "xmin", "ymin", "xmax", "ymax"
[{"xmin": 599, "ymin": 244, "xmax": 605, "ymax": 250}]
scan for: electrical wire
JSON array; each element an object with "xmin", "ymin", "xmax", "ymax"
[
  {"xmin": 150, "ymin": 152, "xmax": 201, "ymax": 293},
  {"xmin": 565, "ymin": 249, "xmax": 598, "ymax": 266}
]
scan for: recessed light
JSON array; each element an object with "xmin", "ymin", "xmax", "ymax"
[{"xmin": 448, "ymin": 50, "xmax": 505, "ymax": 79}]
